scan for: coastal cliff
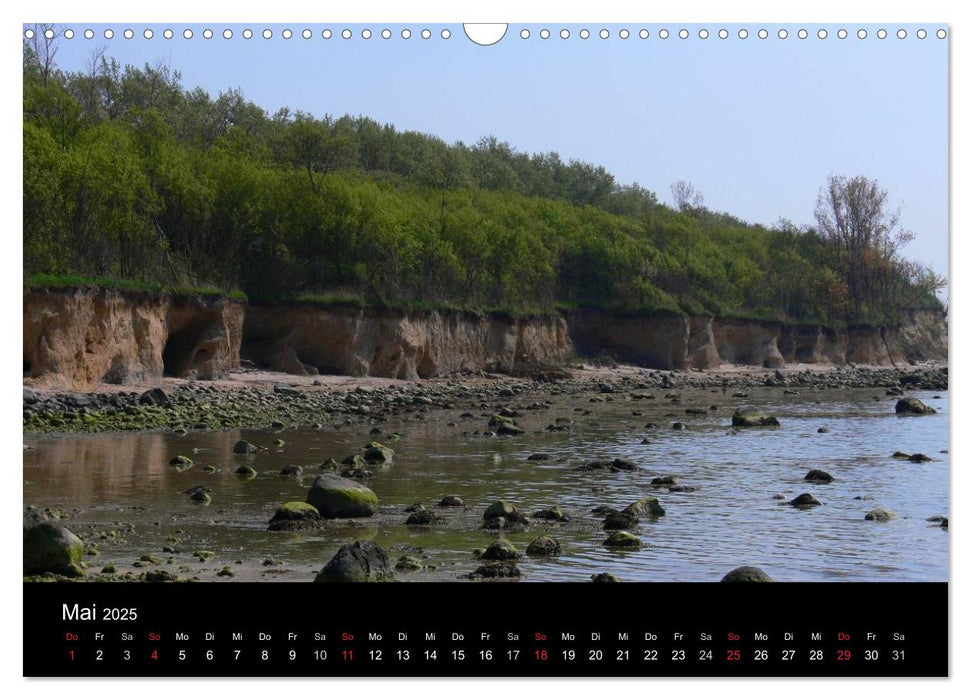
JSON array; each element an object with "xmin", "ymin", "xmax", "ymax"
[
  {"xmin": 23, "ymin": 289, "xmax": 947, "ymax": 388},
  {"xmin": 23, "ymin": 289, "xmax": 243, "ymax": 388}
]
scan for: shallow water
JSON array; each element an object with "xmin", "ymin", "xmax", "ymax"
[{"xmin": 23, "ymin": 386, "xmax": 949, "ymax": 583}]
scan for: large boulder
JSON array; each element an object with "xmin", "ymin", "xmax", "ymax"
[
  {"xmin": 24, "ymin": 523, "xmax": 84, "ymax": 577},
  {"xmin": 721, "ymin": 566, "xmax": 773, "ymax": 582},
  {"xmin": 306, "ymin": 474, "xmax": 378, "ymax": 518},
  {"xmin": 314, "ymin": 540, "xmax": 393, "ymax": 582},
  {"xmin": 895, "ymin": 398, "xmax": 936, "ymax": 415}
]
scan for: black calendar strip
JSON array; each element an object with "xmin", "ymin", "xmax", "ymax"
[{"xmin": 24, "ymin": 582, "xmax": 947, "ymax": 677}]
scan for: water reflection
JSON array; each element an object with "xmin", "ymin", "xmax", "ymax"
[{"xmin": 23, "ymin": 387, "xmax": 948, "ymax": 582}]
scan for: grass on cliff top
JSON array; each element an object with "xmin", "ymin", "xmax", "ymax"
[{"xmin": 25, "ymin": 274, "xmax": 248, "ymax": 301}]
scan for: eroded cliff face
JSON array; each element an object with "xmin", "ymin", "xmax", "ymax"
[
  {"xmin": 23, "ymin": 289, "xmax": 947, "ymax": 389},
  {"xmin": 23, "ymin": 289, "xmax": 243, "ymax": 388},
  {"xmin": 242, "ymin": 305, "xmax": 572, "ymax": 381},
  {"xmin": 567, "ymin": 309, "xmax": 947, "ymax": 370}
]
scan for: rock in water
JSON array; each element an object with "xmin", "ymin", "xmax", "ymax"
[
  {"xmin": 603, "ymin": 530, "xmax": 642, "ymax": 550},
  {"xmin": 186, "ymin": 486, "xmax": 212, "ymax": 504},
  {"xmin": 526, "ymin": 536, "xmax": 561, "ymax": 557},
  {"xmin": 732, "ymin": 410, "xmax": 781, "ymax": 427},
  {"xmin": 395, "ymin": 555, "xmax": 423, "ymax": 571},
  {"xmin": 363, "ymin": 442, "xmax": 394, "ymax": 464},
  {"xmin": 623, "ymin": 496, "xmax": 665, "ymax": 518},
  {"xmin": 168, "ymin": 455, "xmax": 193, "ymax": 468},
  {"xmin": 268, "ymin": 502, "xmax": 322, "ymax": 531},
  {"xmin": 483, "ymin": 501, "xmax": 518, "ymax": 520},
  {"xmin": 894, "ymin": 398, "xmax": 936, "ymax": 415},
  {"xmin": 789, "ymin": 493, "xmax": 822, "ymax": 508},
  {"xmin": 531, "ymin": 506, "xmax": 570, "ymax": 522},
  {"xmin": 234, "ymin": 466, "xmax": 257, "ymax": 478},
  {"xmin": 720, "ymin": 566, "xmax": 773, "ymax": 582},
  {"xmin": 405, "ymin": 506, "xmax": 437, "ymax": 526},
  {"xmin": 307, "ymin": 474, "xmax": 378, "ymax": 518},
  {"xmin": 481, "ymin": 539, "xmax": 520, "ymax": 561},
  {"xmin": 470, "ymin": 561, "xmax": 522, "ymax": 579},
  {"xmin": 804, "ymin": 469, "xmax": 834, "ymax": 484},
  {"xmin": 24, "ymin": 523, "xmax": 84, "ymax": 577},
  {"xmin": 438, "ymin": 495, "xmax": 465, "ymax": 507},
  {"xmin": 314, "ymin": 540, "xmax": 393, "ymax": 582},
  {"xmin": 864, "ymin": 508, "xmax": 899, "ymax": 522},
  {"xmin": 603, "ymin": 511, "xmax": 639, "ymax": 530},
  {"xmin": 233, "ymin": 440, "xmax": 259, "ymax": 454},
  {"xmin": 591, "ymin": 573, "xmax": 621, "ymax": 583}
]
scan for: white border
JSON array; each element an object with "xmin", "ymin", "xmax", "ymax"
[{"xmin": 4, "ymin": 1, "xmax": 964, "ymax": 698}]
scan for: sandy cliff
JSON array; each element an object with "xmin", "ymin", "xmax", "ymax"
[
  {"xmin": 23, "ymin": 289, "xmax": 947, "ymax": 388},
  {"xmin": 23, "ymin": 289, "xmax": 243, "ymax": 388},
  {"xmin": 567, "ymin": 309, "xmax": 947, "ymax": 370},
  {"xmin": 242, "ymin": 305, "xmax": 572, "ymax": 381}
]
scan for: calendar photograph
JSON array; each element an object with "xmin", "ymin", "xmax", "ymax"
[{"xmin": 22, "ymin": 21, "xmax": 948, "ymax": 596}]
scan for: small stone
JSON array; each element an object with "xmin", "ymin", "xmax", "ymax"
[
  {"xmin": 591, "ymin": 573, "xmax": 620, "ymax": 583},
  {"xmin": 603, "ymin": 511, "xmax": 639, "ymax": 530},
  {"xmin": 526, "ymin": 536, "xmax": 561, "ymax": 557},
  {"xmin": 483, "ymin": 501, "xmax": 518, "ymax": 520},
  {"xmin": 168, "ymin": 455, "xmax": 193, "ymax": 468},
  {"xmin": 233, "ymin": 440, "xmax": 259, "ymax": 454},
  {"xmin": 531, "ymin": 506, "xmax": 570, "ymax": 522},
  {"xmin": 395, "ymin": 555, "xmax": 423, "ymax": 572},
  {"xmin": 280, "ymin": 465, "xmax": 303, "ymax": 477},
  {"xmin": 405, "ymin": 506, "xmax": 437, "ymax": 526},
  {"xmin": 481, "ymin": 539, "xmax": 520, "ymax": 561},
  {"xmin": 864, "ymin": 508, "xmax": 898, "ymax": 522},
  {"xmin": 624, "ymin": 496, "xmax": 665, "ymax": 518},
  {"xmin": 908, "ymin": 453, "xmax": 932, "ymax": 463},
  {"xmin": 438, "ymin": 496, "xmax": 465, "ymax": 507},
  {"xmin": 363, "ymin": 442, "xmax": 394, "ymax": 464},
  {"xmin": 804, "ymin": 469, "xmax": 834, "ymax": 484},
  {"xmin": 603, "ymin": 530, "xmax": 642, "ymax": 550},
  {"xmin": 789, "ymin": 493, "xmax": 822, "ymax": 508},
  {"xmin": 235, "ymin": 466, "xmax": 258, "ymax": 478},
  {"xmin": 469, "ymin": 561, "xmax": 521, "ymax": 579},
  {"xmin": 526, "ymin": 453, "xmax": 552, "ymax": 461},
  {"xmin": 732, "ymin": 410, "xmax": 781, "ymax": 427},
  {"xmin": 217, "ymin": 565, "xmax": 236, "ymax": 577}
]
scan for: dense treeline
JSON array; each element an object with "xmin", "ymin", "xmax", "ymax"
[{"xmin": 22, "ymin": 35, "xmax": 944, "ymax": 322}]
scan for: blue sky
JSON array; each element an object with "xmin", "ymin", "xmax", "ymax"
[{"xmin": 41, "ymin": 22, "xmax": 949, "ymax": 278}]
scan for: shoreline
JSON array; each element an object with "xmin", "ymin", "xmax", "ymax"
[{"xmin": 23, "ymin": 363, "xmax": 948, "ymax": 437}]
